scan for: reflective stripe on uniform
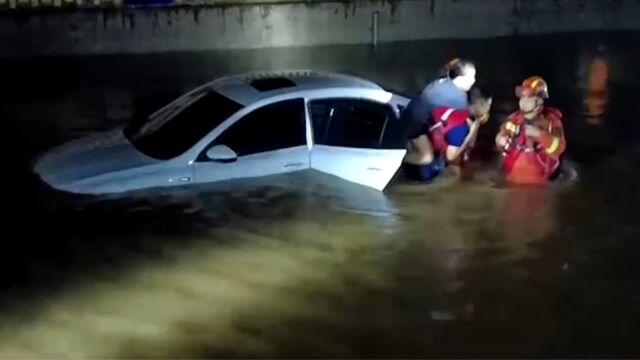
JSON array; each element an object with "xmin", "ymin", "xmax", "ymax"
[
  {"xmin": 546, "ymin": 136, "xmax": 560, "ymax": 154},
  {"xmin": 429, "ymin": 122, "xmax": 443, "ymax": 132},
  {"xmin": 441, "ymin": 108, "xmax": 455, "ymax": 121},
  {"xmin": 505, "ymin": 122, "xmax": 518, "ymax": 133}
]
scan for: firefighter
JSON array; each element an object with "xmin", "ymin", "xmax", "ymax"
[{"xmin": 495, "ymin": 76, "xmax": 567, "ymax": 185}]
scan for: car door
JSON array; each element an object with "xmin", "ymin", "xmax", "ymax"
[
  {"xmin": 193, "ymin": 98, "xmax": 309, "ymax": 184},
  {"xmin": 308, "ymin": 97, "xmax": 407, "ymax": 191}
]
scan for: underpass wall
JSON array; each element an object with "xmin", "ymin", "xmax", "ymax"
[{"xmin": 0, "ymin": 0, "xmax": 639, "ymax": 57}]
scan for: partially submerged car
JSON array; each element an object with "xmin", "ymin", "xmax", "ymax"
[{"xmin": 34, "ymin": 70, "xmax": 411, "ymax": 195}]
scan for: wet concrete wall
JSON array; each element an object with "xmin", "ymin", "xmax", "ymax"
[{"xmin": 0, "ymin": 0, "xmax": 639, "ymax": 57}]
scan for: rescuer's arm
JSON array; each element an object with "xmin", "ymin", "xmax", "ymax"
[
  {"xmin": 525, "ymin": 121, "xmax": 566, "ymax": 157},
  {"xmin": 446, "ymin": 120, "xmax": 481, "ymax": 163},
  {"xmin": 495, "ymin": 121, "xmax": 510, "ymax": 149}
]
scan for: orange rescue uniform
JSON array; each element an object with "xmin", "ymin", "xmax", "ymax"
[{"xmin": 497, "ymin": 107, "xmax": 566, "ymax": 185}]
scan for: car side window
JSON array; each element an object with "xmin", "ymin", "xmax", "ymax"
[
  {"xmin": 206, "ymin": 98, "xmax": 306, "ymax": 158},
  {"xmin": 309, "ymin": 98, "xmax": 394, "ymax": 149}
]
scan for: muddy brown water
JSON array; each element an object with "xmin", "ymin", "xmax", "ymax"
[{"xmin": 0, "ymin": 31, "xmax": 639, "ymax": 357}]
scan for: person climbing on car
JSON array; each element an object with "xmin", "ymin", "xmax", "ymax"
[
  {"xmin": 495, "ymin": 76, "xmax": 567, "ymax": 185},
  {"xmin": 401, "ymin": 58, "xmax": 491, "ymax": 181}
]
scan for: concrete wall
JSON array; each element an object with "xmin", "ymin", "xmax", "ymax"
[{"xmin": 1, "ymin": 0, "xmax": 639, "ymax": 57}]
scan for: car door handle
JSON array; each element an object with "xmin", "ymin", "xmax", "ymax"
[
  {"xmin": 284, "ymin": 162, "xmax": 304, "ymax": 168},
  {"xmin": 366, "ymin": 167, "xmax": 382, "ymax": 172},
  {"xmin": 212, "ymin": 158, "xmax": 237, "ymax": 163},
  {"xmin": 169, "ymin": 176, "xmax": 191, "ymax": 183}
]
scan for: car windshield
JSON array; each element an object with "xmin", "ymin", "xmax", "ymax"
[{"xmin": 124, "ymin": 89, "xmax": 243, "ymax": 160}]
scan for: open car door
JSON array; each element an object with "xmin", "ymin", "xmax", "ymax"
[{"xmin": 308, "ymin": 97, "xmax": 407, "ymax": 191}]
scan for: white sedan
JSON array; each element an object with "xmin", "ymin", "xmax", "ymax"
[{"xmin": 33, "ymin": 70, "xmax": 411, "ymax": 195}]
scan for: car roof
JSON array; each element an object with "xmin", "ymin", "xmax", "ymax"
[{"xmin": 208, "ymin": 70, "xmax": 384, "ymax": 105}]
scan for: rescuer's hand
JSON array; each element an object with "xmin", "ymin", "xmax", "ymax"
[{"xmin": 525, "ymin": 125, "xmax": 541, "ymax": 138}]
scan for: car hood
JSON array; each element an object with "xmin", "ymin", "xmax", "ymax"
[{"xmin": 34, "ymin": 128, "xmax": 160, "ymax": 189}]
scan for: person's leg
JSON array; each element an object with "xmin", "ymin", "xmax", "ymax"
[
  {"xmin": 403, "ymin": 134, "xmax": 435, "ymax": 165},
  {"xmin": 402, "ymin": 158, "xmax": 444, "ymax": 182},
  {"xmin": 402, "ymin": 163, "xmax": 421, "ymax": 180}
]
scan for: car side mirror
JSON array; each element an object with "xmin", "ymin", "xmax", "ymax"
[{"xmin": 206, "ymin": 145, "xmax": 237, "ymax": 163}]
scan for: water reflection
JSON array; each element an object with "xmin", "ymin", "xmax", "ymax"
[
  {"xmin": 583, "ymin": 45, "xmax": 610, "ymax": 125},
  {"xmin": 500, "ymin": 187, "xmax": 557, "ymax": 260},
  {"xmin": 0, "ymin": 178, "xmax": 399, "ymax": 358}
]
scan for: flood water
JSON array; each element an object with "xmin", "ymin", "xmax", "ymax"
[{"xmin": 1, "ymin": 30, "xmax": 640, "ymax": 357}]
